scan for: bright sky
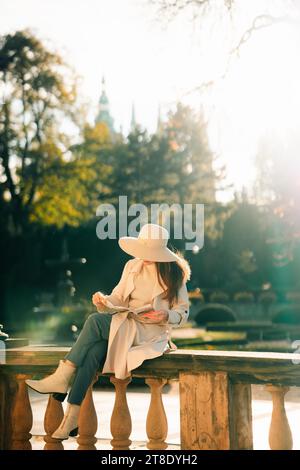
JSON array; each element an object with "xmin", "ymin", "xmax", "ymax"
[{"xmin": 1, "ymin": 0, "xmax": 300, "ymax": 200}]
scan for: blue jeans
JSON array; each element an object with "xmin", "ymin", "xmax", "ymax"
[{"xmin": 63, "ymin": 312, "xmax": 112, "ymax": 405}]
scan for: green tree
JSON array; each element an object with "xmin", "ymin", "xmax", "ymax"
[
  {"xmin": 94, "ymin": 125, "xmax": 170, "ymax": 206},
  {"xmin": 163, "ymin": 103, "xmax": 231, "ymax": 240},
  {"xmin": 104, "ymin": 104, "xmax": 225, "ymax": 206},
  {"xmin": 163, "ymin": 103, "xmax": 217, "ymax": 204},
  {"xmin": 70, "ymin": 121, "xmax": 116, "ymax": 207},
  {"xmin": 0, "ymin": 29, "xmax": 95, "ymax": 234}
]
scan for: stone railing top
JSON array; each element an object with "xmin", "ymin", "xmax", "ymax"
[{"xmin": 1, "ymin": 346, "xmax": 300, "ymax": 386}]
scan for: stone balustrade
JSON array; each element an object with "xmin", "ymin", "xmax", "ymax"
[{"xmin": 1, "ymin": 346, "xmax": 300, "ymax": 450}]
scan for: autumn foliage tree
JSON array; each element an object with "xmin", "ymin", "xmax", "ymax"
[{"xmin": 0, "ymin": 29, "xmax": 96, "ymax": 236}]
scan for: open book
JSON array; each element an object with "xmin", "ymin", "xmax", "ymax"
[{"xmin": 96, "ymin": 292, "xmax": 153, "ymax": 316}]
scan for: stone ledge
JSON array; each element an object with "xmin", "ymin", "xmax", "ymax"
[{"xmin": 2, "ymin": 346, "xmax": 300, "ymax": 386}]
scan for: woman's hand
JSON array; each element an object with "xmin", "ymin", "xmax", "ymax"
[
  {"xmin": 92, "ymin": 292, "xmax": 107, "ymax": 311},
  {"xmin": 139, "ymin": 309, "xmax": 169, "ymax": 324}
]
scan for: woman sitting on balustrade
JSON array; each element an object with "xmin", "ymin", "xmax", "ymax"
[{"xmin": 26, "ymin": 223, "xmax": 191, "ymax": 441}]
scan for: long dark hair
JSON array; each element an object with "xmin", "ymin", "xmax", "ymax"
[{"xmin": 155, "ymin": 249, "xmax": 191, "ymax": 308}]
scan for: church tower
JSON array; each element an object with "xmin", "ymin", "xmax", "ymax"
[{"xmin": 95, "ymin": 76, "xmax": 115, "ymax": 133}]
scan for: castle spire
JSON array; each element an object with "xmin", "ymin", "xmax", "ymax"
[{"xmin": 95, "ymin": 75, "xmax": 115, "ymax": 133}]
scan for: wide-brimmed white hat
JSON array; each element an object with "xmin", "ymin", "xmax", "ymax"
[{"xmin": 118, "ymin": 223, "xmax": 181, "ymax": 262}]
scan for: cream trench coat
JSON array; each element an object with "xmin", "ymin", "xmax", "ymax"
[{"xmin": 101, "ymin": 258, "xmax": 190, "ymax": 379}]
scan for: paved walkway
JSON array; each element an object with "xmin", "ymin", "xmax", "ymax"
[{"xmin": 28, "ymin": 383, "xmax": 300, "ymax": 450}]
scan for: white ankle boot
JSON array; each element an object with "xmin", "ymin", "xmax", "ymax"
[
  {"xmin": 51, "ymin": 403, "xmax": 80, "ymax": 440},
  {"xmin": 25, "ymin": 360, "xmax": 76, "ymax": 394}
]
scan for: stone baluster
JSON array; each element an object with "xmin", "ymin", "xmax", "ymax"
[
  {"xmin": 145, "ymin": 378, "xmax": 168, "ymax": 450},
  {"xmin": 77, "ymin": 379, "xmax": 98, "ymax": 450},
  {"xmin": 265, "ymin": 385, "xmax": 293, "ymax": 450},
  {"xmin": 10, "ymin": 374, "xmax": 33, "ymax": 450},
  {"xmin": 110, "ymin": 376, "xmax": 132, "ymax": 450},
  {"xmin": 44, "ymin": 395, "xmax": 64, "ymax": 450}
]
